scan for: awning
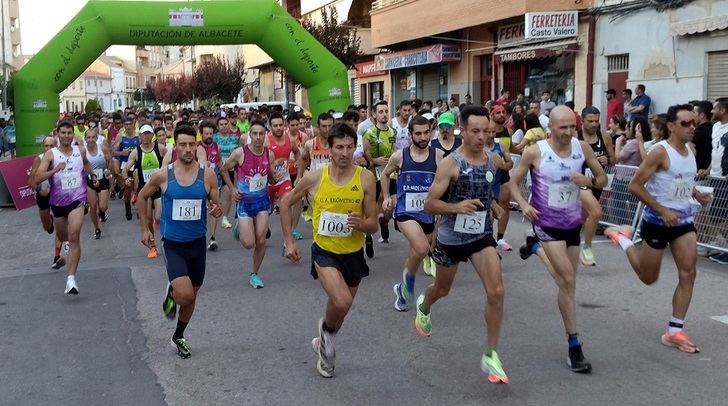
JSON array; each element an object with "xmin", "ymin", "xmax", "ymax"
[
  {"xmin": 670, "ymin": 15, "xmax": 728, "ymax": 36},
  {"xmin": 494, "ymin": 39, "xmax": 577, "ymax": 64}
]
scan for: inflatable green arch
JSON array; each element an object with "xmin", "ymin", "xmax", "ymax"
[{"xmin": 13, "ymin": 0, "xmax": 351, "ymax": 156}]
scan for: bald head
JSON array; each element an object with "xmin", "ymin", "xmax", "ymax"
[
  {"xmin": 548, "ymin": 105, "xmax": 576, "ymax": 128},
  {"xmin": 548, "ymin": 105, "xmax": 577, "ymax": 145}
]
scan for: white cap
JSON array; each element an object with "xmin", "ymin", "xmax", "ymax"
[
  {"xmin": 332, "ymin": 112, "xmax": 343, "ymax": 119},
  {"xmin": 139, "ymin": 124, "xmax": 154, "ymax": 134},
  {"xmin": 422, "ymin": 112, "xmax": 434, "ymax": 120}
]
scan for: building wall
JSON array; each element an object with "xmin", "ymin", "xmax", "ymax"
[{"xmin": 593, "ymin": 0, "xmax": 728, "ymax": 116}]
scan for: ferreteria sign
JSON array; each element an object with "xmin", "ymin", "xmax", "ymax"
[{"xmin": 525, "ymin": 11, "xmax": 578, "ymax": 40}]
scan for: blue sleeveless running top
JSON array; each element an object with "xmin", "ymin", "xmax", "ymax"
[
  {"xmin": 160, "ymin": 164, "xmax": 207, "ymax": 242},
  {"xmin": 395, "ymin": 146, "xmax": 436, "ymax": 224}
]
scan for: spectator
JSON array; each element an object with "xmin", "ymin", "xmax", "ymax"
[
  {"xmin": 609, "ymin": 114, "xmax": 628, "ymax": 145},
  {"xmin": 626, "ymin": 84, "xmax": 651, "ymax": 121},
  {"xmin": 5, "ymin": 115, "xmax": 16, "ymax": 158},
  {"xmin": 448, "ymin": 97, "xmax": 460, "ymax": 122},
  {"xmin": 509, "ymin": 91, "xmax": 529, "ymax": 114},
  {"xmin": 495, "ymin": 89, "xmax": 511, "ymax": 105},
  {"xmin": 693, "ymin": 100, "xmax": 713, "ymax": 176},
  {"xmin": 564, "ymin": 101, "xmax": 582, "ymax": 132},
  {"xmin": 512, "ymin": 104, "xmax": 525, "ymax": 117},
  {"xmin": 605, "ymin": 89, "xmax": 624, "ymax": 126},
  {"xmin": 615, "ymin": 116, "xmax": 651, "ymax": 166},
  {"xmin": 463, "ymin": 94, "xmax": 472, "ymax": 106},
  {"xmin": 540, "ymin": 90, "xmax": 556, "ymax": 116},
  {"xmin": 515, "ymin": 113, "xmax": 545, "ymax": 152},
  {"xmin": 710, "ymin": 97, "xmax": 728, "ymax": 177},
  {"xmin": 510, "ymin": 113, "xmax": 525, "ymax": 145},
  {"xmin": 644, "ymin": 113, "xmax": 667, "ymax": 153},
  {"xmin": 529, "ymin": 101, "xmax": 549, "ymax": 131},
  {"xmin": 622, "ymin": 89, "xmax": 633, "ymax": 122}
]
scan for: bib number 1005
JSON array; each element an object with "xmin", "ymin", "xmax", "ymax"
[
  {"xmin": 172, "ymin": 199, "xmax": 203, "ymax": 221},
  {"xmin": 318, "ymin": 211, "xmax": 352, "ymax": 237}
]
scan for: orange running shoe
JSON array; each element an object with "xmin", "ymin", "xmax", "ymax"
[
  {"xmin": 604, "ymin": 225, "xmax": 633, "ymax": 245},
  {"xmin": 661, "ymin": 331, "xmax": 699, "ymax": 353},
  {"xmin": 147, "ymin": 246, "xmax": 158, "ymax": 259},
  {"xmin": 154, "ymin": 220, "xmax": 160, "ymax": 232},
  {"xmin": 131, "ymin": 193, "xmax": 137, "ymax": 205}
]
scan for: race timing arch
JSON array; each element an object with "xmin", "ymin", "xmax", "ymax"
[{"xmin": 13, "ymin": 0, "xmax": 351, "ymax": 156}]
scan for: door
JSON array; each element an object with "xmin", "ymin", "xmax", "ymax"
[
  {"xmin": 480, "ymin": 55, "xmax": 493, "ymax": 104},
  {"xmin": 502, "ymin": 62, "xmax": 525, "ymax": 99}
]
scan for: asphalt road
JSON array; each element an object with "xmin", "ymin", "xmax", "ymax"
[{"xmin": 1, "ymin": 200, "xmax": 727, "ymax": 406}]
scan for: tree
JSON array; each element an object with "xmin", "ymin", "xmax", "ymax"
[
  {"xmin": 85, "ymin": 98, "xmax": 99, "ymax": 114},
  {"xmin": 301, "ymin": 6, "xmax": 363, "ymax": 68},
  {"xmin": 1, "ymin": 71, "xmax": 15, "ymax": 110},
  {"xmin": 192, "ymin": 55, "xmax": 247, "ymax": 103}
]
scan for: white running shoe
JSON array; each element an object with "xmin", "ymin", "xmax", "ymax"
[{"xmin": 65, "ymin": 278, "xmax": 79, "ymax": 295}]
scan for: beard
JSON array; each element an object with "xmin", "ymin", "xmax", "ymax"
[
  {"xmin": 413, "ymin": 139, "xmax": 429, "ymax": 150},
  {"xmin": 203, "ymin": 138, "xmax": 213, "ymax": 145}
]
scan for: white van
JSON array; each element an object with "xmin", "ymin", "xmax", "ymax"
[{"xmin": 220, "ymin": 101, "xmax": 304, "ymax": 113}]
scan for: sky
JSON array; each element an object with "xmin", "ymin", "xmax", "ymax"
[{"xmin": 19, "ymin": 0, "xmax": 87, "ymax": 55}]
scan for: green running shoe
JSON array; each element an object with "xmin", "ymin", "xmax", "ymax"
[
  {"xmin": 481, "ymin": 350, "xmax": 509, "ymax": 384},
  {"xmin": 249, "ymin": 273, "xmax": 264, "ymax": 289},
  {"xmin": 162, "ymin": 282, "xmax": 176, "ymax": 319},
  {"xmin": 232, "ymin": 221, "xmax": 240, "ymax": 241},
  {"xmin": 171, "ymin": 336, "xmax": 191, "ymax": 359},
  {"xmin": 415, "ymin": 294, "xmax": 432, "ymax": 337},
  {"xmin": 580, "ymin": 245, "xmax": 596, "ymax": 267}
]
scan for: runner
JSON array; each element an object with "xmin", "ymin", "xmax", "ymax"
[
  {"xmin": 199, "ymin": 121, "xmax": 222, "ymax": 251},
  {"xmin": 5, "ymin": 115, "xmax": 16, "ymax": 158},
  {"xmin": 279, "ymin": 123, "xmax": 378, "ymax": 378},
  {"xmin": 363, "ymin": 100, "xmax": 397, "ymax": 255},
  {"xmin": 285, "ymin": 112, "xmax": 309, "ymax": 239},
  {"xmin": 28, "ymin": 136, "xmax": 65, "ymax": 269},
  {"xmin": 214, "ymin": 116, "xmax": 241, "ymax": 230},
  {"xmin": 124, "ymin": 124, "xmax": 166, "ymax": 258},
  {"xmin": 508, "ymin": 105, "xmax": 607, "ymax": 373},
  {"xmin": 490, "ymin": 104, "xmax": 515, "ymax": 251},
  {"xmin": 381, "ymin": 115, "xmax": 444, "ymax": 311},
  {"xmin": 299, "ymin": 113, "xmax": 334, "ymax": 222},
  {"xmin": 266, "ymin": 112, "xmax": 300, "ymax": 241},
  {"xmin": 138, "ymin": 125, "xmax": 222, "ymax": 359},
  {"xmin": 113, "ymin": 117, "xmax": 140, "ymax": 220},
  {"xmin": 413, "ymin": 106, "xmax": 509, "ymax": 383},
  {"xmin": 34, "ymin": 120, "xmax": 99, "ymax": 295},
  {"xmin": 430, "ymin": 112, "xmax": 462, "ymax": 157},
  {"xmin": 577, "ymin": 106, "xmax": 615, "ymax": 266},
  {"xmin": 84, "ymin": 129, "xmax": 114, "ymax": 239},
  {"xmin": 220, "ymin": 120, "xmax": 279, "ymax": 289},
  {"xmin": 392, "ymin": 100, "xmax": 413, "ymax": 151},
  {"xmin": 605, "ymin": 103, "xmax": 712, "ymax": 354}
]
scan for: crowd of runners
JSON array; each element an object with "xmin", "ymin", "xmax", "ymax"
[{"xmin": 26, "ymin": 98, "xmax": 719, "ymax": 382}]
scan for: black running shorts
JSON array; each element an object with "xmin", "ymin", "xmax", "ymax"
[
  {"xmin": 431, "ymin": 234, "xmax": 497, "ymax": 267},
  {"xmin": 640, "ymin": 221, "xmax": 696, "ymax": 250},
  {"xmin": 311, "ymin": 243, "xmax": 369, "ymax": 288},
  {"xmin": 162, "ymin": 237, "xmax": 207, "ymax": 287}
]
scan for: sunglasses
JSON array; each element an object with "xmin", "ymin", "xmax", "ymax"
[
  {"xmin": 438, "ymin": 124, "xmax": 453, "ymax": 130},
  {"xmin": 678, "ymin": 119, "xmax": 696, "ymax": 128}
]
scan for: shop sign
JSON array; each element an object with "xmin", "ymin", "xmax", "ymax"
[
  {"xmin": 498, "ymin": 22, "xmax": 525, "ymax": 46},
  {"xmin": 355, "ymin": 60, "xmax": 386, "ymax": 78},
  {"xmin": 525, "ymin": 11, "xmax": 578, "ymax": 40},
  {"xmin": 494, "ymin": 42, "xmax": 576, "ymax": 64},
  {"xmin": 375, "ymin": 44, "xmax": 461, "ymax": 71}
]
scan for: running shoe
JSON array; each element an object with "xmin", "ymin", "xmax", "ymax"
[
  {"xmin": 378, "ymin": 236, "xmax": 389, "ymax": 243},
  {"xmin": 147, "ymin": 246, "xmax": 158, "ymax": 259},
  {"xmin": 171, "ymin": 336, "xmax": 191, "ymax": 359},
  {"xmin": 154, "ymin": 220, "xmax": 160, "ymax": 232},
  {"xmin": 125, "ymin": 204, "xmax": 133, "ymax": 221},
  {"xmin": 292, "ymin": 229, "xmax": 303, "ymax": 240},
  {"xmin": 221, "ymin": 216, "xmax": 232, "ymax": 229},
  {"xmin": 708, "ymin": 252, "xmax": 728, "ymax": 265},
  {"xmin": 273, "ymin": 205, "xmax": 280, "ymax": 215},
  {"xmin": 232, "ymin": 221, "xmax": 240, "ymax": 241},
  {"xmin": 51, "ymin": 256, "xmax": 66, "ymax": 270},
  {"xmin": 422, "ymin": 255, "xmax": 436, "ymax": 277},
  {"xmin": 131, "ymin": 193, "xmax": 137, "ymax": 205},
  {"xmin": 311, "ymin": 318, "xmax": 335, "ymax": 378},
  {"xmin": 162, "ymin": 283, "xmax": 176, "ymax": 319},
  {"xmin": 63, "ymin": 241, "xmax": 70, "ymax": 255},
  {"xmin": 249, "ymin": 273, "xmax": 264, "ymax": 289},
  {"xmin": 302, "ymin": 209, "xmax": 312, "ymax": 222},
  {"xmin": 661, "ymin": 331, "xmax": 700, "ymax": 353},
  {"xmin": 64, "ymin": 278, "xmax": 79, "ymax": 295},
  {"xmin": 519, "ymin": 233, "xmax": 540, "ymax": 260},
  {"xmin": 604, "ymin": 225, "xmax": 633, "ymax": 245},
  {"xmin": 415, "ymin": 294, "xmax": 432, "ymax": 337},
  {"xmin": 393, "ymin": 283, "xmax": 408, "ymax": 312},
  {"xmin": 496, "ymin": 239, "xmax": 513, "ymax": 251},
  {"xmin": 567, "ymin": 345, "xmax": 592, "ymax": 373},
  {"xmin": 99, "ymin": 211, "xmax": 107, "ymax": 222},
  {"xmin": 365, "ymin": 235, "xmax": 374, "ymax": 258},
  {"xmin": 266, "ymin": 228, "xmax": 271, "ymax": 239},
  {"xmin": 480, "ymin": 350, "xmax": 509, "ymax": 384},
  {"xmin": 94, "ymin": 228, "xmax": 101, "ymax": 240},
  {"xmin": 580, "ymin": 245, "xmax": 596, "ymax": 266},
  {"xmin": 379, "ymin": 218, "xmax": 390, "ymax": 242},
  {"xmin": 207, "ymin": 239, "xmax": 218, "ymax": 251}
]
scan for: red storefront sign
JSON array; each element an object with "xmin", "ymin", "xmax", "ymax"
[
  {"xmin": 355, "ymin": 61, "xmax": 386, "ymax": 78},
  {"xmin": 0, "ymin": 155, "xmax": 37, "ymax": 210}
]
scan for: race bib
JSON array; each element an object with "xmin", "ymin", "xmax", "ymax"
[
  {"xmin": 60, "ymin": 172, "xmax": 82, "ymax": 190},
  {"xmin": 548, "ymin": 183, "xmax": 578, "ymax": 208},
  {"xmin": 172, "ymin": 199, "xmax": 202, "ymax": 221},
  {"xmin": 249, "ymin": 174, "xmax": 267, "ymax": 192},
  {"xmin": 120, "ymin": 161, "xmax": 127, "ymax": 170},
  {"xmin": 312, "ymin": 160, "xmax": 327, "ymax": 171},
  {"xmin": 454, "ymin": 211, "xmax": 486, "ymax": 234},
  {"xmin": 93, "ymin": 169, "xmax": 104, "ymax": 179},
  {"xmin": 317, "ymin": 211, "xmax": 352, "ymax": 237},
  {"xmin": 405, "ymin": 192, "xmax": 427, "ymax": 212},
  {"xmin": 142, "ymin": 169, "xmax": 155, "ymax": 183},
  {"xmin": 669, "ymin": 180, "xmax": 694, "ymax": 200},
  {"xmin": 274, "ymin": 161, "xmax": 287, "ymax": 176}
]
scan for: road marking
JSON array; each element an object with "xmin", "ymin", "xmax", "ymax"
[{"xmin": 710, "ymin": 315, "xmax": 728, "ymax": 325}]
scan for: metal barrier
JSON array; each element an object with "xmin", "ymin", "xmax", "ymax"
[
  {"xmin": 595, "ymin": 165, "xmax": 641, "ymax": 229},
  {"xmin": 508, "ymin": 154, "xmax": 531, "ymax": 207},
  {"xmin": 693, "ymin": 175, "xmax": 728, "ymax": 253}
]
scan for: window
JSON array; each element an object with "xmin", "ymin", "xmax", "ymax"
[
  {"xmin": 87, "ymin": 79, "xmax": 91, "ymax": 87},
  {"xmin": 607, "ymin": 54, "xmax": 629, "ymax": 72}
]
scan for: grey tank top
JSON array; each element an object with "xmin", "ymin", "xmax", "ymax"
[{"xmin": 437, "ymin": 149, "xmax": 496, "ymax": 245}]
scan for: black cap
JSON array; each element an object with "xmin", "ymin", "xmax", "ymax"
[{"xmin": 605, "ymin": 89, "xmax": 617, "ymax": 96}]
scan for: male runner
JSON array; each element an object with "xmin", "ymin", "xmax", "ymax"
[
  {"xmin": 266, "ymin": 112, "xmax": 300, "ymax": 241},
  {"xmin": 280, "ymin": 123, "xmax": 378, "ymax": 378},
  {"xmin": 414, "ymin": 106, "xmax": 509, "ymax": 383},
  {"xmin": 113, "ymin": 117, "xmax": 140, "ymax": 220},
  {"xmin": 392, "ymin": 100, "xmax": 413, "ymax": 151},
  {"xmin": 577, "ymin": 106, "xmax": 615, "ymax": 266},
  {"xmin": 286, "ymin": 112, "xmax": 309, "ymax": 239},
  {"xmin": 490, "ymin": 104, "xmax": 514, "ymax": 251},
  {"xmin": 214, "ymin": 116, "xmax": 240, "ymax": 230},
  {"xmin": 29, "ymin": 136, "xmax": 65, "ymax": 269},
  {"xmin": 605, "ymin": 104, "xmax": 712, "ymax": 353},
  {"xmin": 35, "ymin": 121, "xmax": 99, "ymax": 294},
  {"xmin": 199, "ymin": 121, "xmax": 222, "ymax": 251},
  {"xmin": 381, "ymin": 115, "xmax": 443, "ymax": 311},
  {"xmin": 139, "ymin": 125, "xmax": 222, "ymax": 359},
  {"xmin": 84, "ymin": 129, "xmax": 114, "ymax": 239},
  {"xmin": 430, "ymin": 112, "xmax": 461, "ymax": 157},
  {"xmin": 508, "ymin": 106, "xmax": 607, "ymax": 373},
  {"xmin": 124, "ymin": 124, "xmax": 166, "ymax": 258},
  {"xmin": 363, "ymin": 101, "xmax": 396, "ymax": 253},
  {"xmin": 220, "ymin": 120, "xmax": 279, "ymax": 288},
  {"xmin": 299, "ymin": 113, "xmax": 334, "ymax": 222}
]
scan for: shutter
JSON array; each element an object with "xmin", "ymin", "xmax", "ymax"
[
  {"xmin": 422, "ymin": 66, "xmax": 439, "ymax": 104},
  {"xmin": 353, "ymin": 78, "xmax": 361, "ymax": 104},
  {"xmin": 708, "ymin": 51, "xmax": 728, "ymax": 101}
]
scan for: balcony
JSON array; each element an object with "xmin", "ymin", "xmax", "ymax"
[{"xmin": 371, "ymin": 0, "xmax": 591, "ymax": 48}]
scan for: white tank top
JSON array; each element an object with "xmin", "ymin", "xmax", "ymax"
[
  {"xmin": 642, "ymin": 140, "xmax": 696, "ymax": 225},
  {"xmin": 86, "ymin": 147, "xmax": 108, "ymax": 179},
  {"xmin": 37, "ymin": 153, "xmax": 50, "ymax": 191}
]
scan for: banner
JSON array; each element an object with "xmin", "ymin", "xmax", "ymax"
[{"xmin": 0, "ymin": 155, "xmax": 37, "ymax": 210}]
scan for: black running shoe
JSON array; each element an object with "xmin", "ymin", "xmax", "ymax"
[
  {"xmin": 567, "ymin": 345, "xmax": 592, "ymax": 373},
  {"xmin": 99, "ymin": 211, "xmax": 107, "ymax": 222},
  {"xmin": 51, "ymin": 256, "xmax": 66, "ymax": 270},
  {"xmin": 266, "ymin": 228, "xmax": 271, "ymax": 239},
  {"xmin": 519, "ymin": 234, "xmax": 540, "ymax": 260},
  {"xmin": 125, "ymin": 203, "xmax": 132, "ymax": 221},
  {"xmin": 171, "ymin": 336, "xmax": 191, "ymax": 359},
  {"xmin": 94, "ymin": 228, "xmax": 101, "ymax": 239},
  {"xmin": 379, "ymin": 218, "xmax": 390, "ymax": 241},
  {"xmin": 365, "ymin": 235, "xmax": 374, "ymax": 258},
  {"xmin": 47, "ymin": 224, "xmax": 54, "ymax": 235}
]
